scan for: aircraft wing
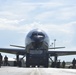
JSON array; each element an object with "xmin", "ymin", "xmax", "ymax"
[
  {"xmin": 48, "ymin": 51, "xmax": 76, "ymax": 56},
  {"xmin": 0, "ymin": 48, "xmax": 26, "ymax": 55},
  {"xmin": 49, "ymin": 47, "xmax": 65, "ymax": 49}
]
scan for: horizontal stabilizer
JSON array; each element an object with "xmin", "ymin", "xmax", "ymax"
[
  {"xmin": 49, "ymin": 47, "xmax": 65, "ymax": 49},
  {"xmin": 10, "ymin": 45, "xmax": 25, "ymax": 48}
]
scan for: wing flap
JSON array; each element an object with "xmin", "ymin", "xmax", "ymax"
[
  {"xmin": 0, "ymin": 48, "xmax": 26, "ymax": 55},
  {"xmin": 48, "ymin": 51, "xmax": 76, "ymax": 56}
]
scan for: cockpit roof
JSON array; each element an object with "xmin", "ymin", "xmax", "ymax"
[
  {"xmin": 26, "ymin": 29, "xmax": 48, "ymax": 38},
  {"xmin": 29, "ymin": 29, "xmax": 46, "ymax": 34}
]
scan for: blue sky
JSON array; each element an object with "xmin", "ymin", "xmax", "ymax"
[{"xmin": 0, "ymin": 0, "xmax": 76, "ymax": 61}]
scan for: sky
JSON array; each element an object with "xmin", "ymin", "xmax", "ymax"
[{"xmin": 0, "ymin": 0, "xmax": 76, "ymax": 61}]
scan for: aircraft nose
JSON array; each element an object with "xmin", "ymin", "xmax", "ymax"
[
  {"xmin": 32, "ymin": 35, "xmax": 44, "ymax": 42},
  {"xmin": 31, "ymin": 35, "xmax": 44, "ymax": 49}
]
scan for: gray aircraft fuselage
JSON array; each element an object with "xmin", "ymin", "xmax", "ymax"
[{"xmin": 25, "ymin": 29, "xmax": 49, "ymax": 67}]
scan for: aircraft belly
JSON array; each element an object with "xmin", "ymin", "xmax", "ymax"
[
  {"xmin": 28, "ymin": 54, "xmax": 47, "ymax": 65},
  {"xmin": 29, "ymin": 50, "xmax": 43, "ymax": 54}
]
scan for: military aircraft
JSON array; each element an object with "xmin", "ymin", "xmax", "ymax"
[{"xmin": 0, "ymin": 29, "xmax": 76, "ymax": 67}]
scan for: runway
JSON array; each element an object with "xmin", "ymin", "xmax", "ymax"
[{"xmin": 0, "ymin": 67, "xmax": 76, "ymax": 75}]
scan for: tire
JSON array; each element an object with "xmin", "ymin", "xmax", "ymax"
[
  {"xmin": 32, "ymin": 65, "xmax": 35, "ymax": 67},
  {"xmin": 38, "ymin": 65, "xmax": 40, "ymax": 67},
  {"xmin": 44, "ymin": 63, "xmax": 48, "ymax": 68},
  {"xmin": 26, "ymin": 65, "xmax": 30, "ymax": 67}
]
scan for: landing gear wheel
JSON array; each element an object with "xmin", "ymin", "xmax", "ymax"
[
  {"xmin": 38, "ymin": 65, "xmax": 40, "ymax": 67},
  {"xmin": 26, "ymin": 64, "xmax": 30, "ymax": 67},
  {"xmin": 32, "ymin": 65, "xmax": 35, "ymax": 67},
  {"xmin": 44, "ymin": 64, "xmax": 48, "ymax": 68}
]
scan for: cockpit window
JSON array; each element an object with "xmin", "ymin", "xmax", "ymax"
[
  {"xmin": 38, "ymin": 33, "xmax": 45, "ymax": 36},
  {"xmin": 32, "ymin": 32, "xmax": 37, "ymax": 37},
  {"xmin": 31, "ymin": 32, "xmax": 45, "ymax": 38}
]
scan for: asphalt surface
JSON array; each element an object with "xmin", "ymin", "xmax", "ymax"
[{"xmin": 0, "ymin": 67, "xmax": 76, "ymax": 75}]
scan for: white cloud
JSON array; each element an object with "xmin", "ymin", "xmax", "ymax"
[
  {"xmin": 56, "ymin": 7, "xmax": 76, "ymax": 20},
  {"xmin": 0, "ymin": 2, "xmax": 38, "ymax": 20},
  {"xmin": 41, "ymin": 1, "xmax": 64, "ymax": 9},
  {"xmin": 35, "ymin": 11, "xmax": 53, "ymax": 20},
  {"xmin": 1, "ymin": 1, "xmax": 76, "ymax": 24},
  {"xmin": 35, "ymin": 6, "xmax": 76, "ymax": 22},
  {"xmin": 0, "ymin": 0, "xmax": 76, "ymax": 50},
  {"xmin": 0, "ymin": 21, "xmax": 74, "ymax": 34},
  {"xmin": 0, "ymin": 18, "xmax": 20, "ymax": 24},
  {"xmin": 0, "ymin": 11, "xmax": 15, "ymax": 16}
]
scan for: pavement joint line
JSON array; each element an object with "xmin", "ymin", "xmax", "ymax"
[{"xmin": 30, "ymin": 68, "xmax": 41, "ymax": 75}]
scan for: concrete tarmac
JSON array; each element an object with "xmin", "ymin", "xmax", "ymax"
[{"xmin": 0, "ymin": 67, "xmax": 76, "ymax": 75}]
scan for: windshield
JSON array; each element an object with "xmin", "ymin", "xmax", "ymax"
[{"xmin": 31, "ymin": 32, "xmax": 45, "ymax": 38}]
